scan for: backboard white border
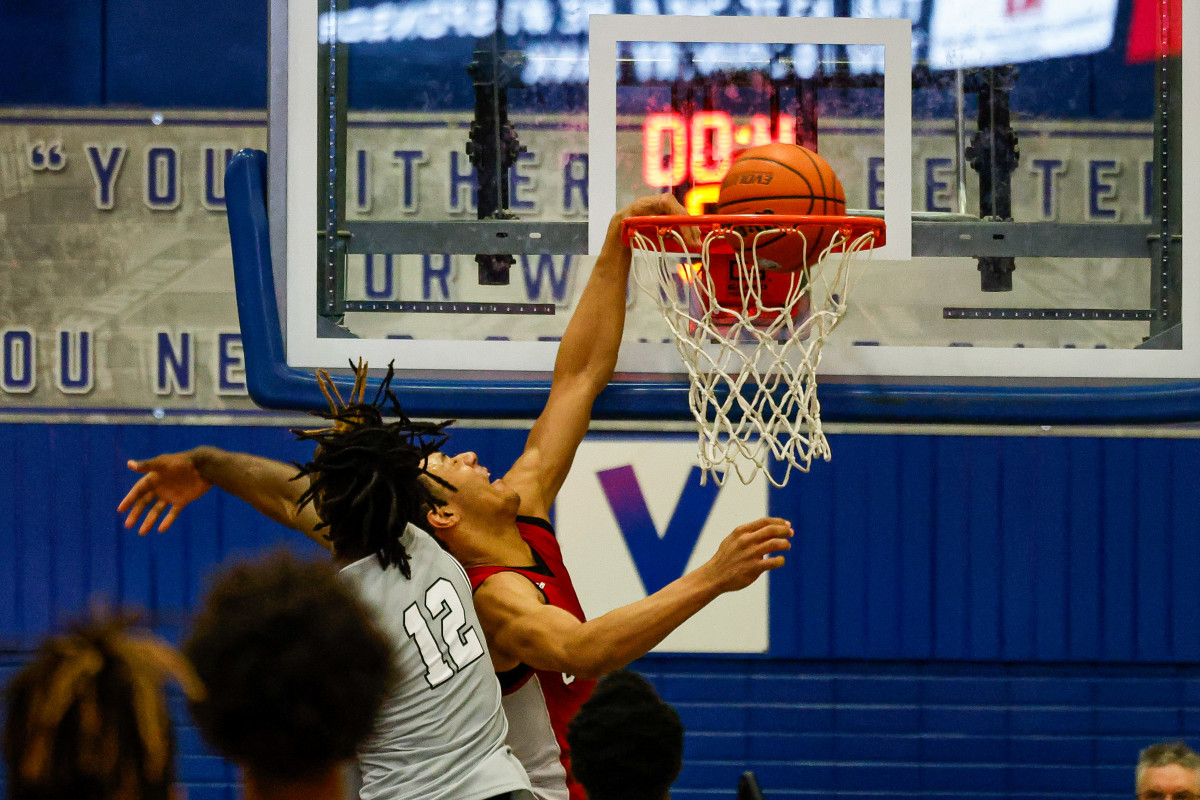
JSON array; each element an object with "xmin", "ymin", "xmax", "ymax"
[
  {"xmin": 587, "ymin": 14, "xmax": 914, "ymax": 261},
  {"xmin": 283, "ymin": 0, "xmax": 1200, "ymax": 382}
]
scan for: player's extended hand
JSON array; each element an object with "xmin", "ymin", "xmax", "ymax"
[
  {"xmin": 614, "ymin": 192, "xmax": 702, "ymax": 250},
  {"xmin": 118, "ymin": 451, "xmax": 213, "ymax": 535},
  {"xmin": 703, "ymin": 516, "xmax": 793, "ymax": 592}
]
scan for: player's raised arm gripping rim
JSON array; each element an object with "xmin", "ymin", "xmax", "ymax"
[{"xmin": 500, "ymin": 192, "xmax": 700, "ymax": 518}]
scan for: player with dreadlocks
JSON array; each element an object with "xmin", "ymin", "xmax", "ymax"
[
  {"xmin": 119, "ymin": 193, "xmax": 792, "ymax": 800},
  {"xmin": 291, "ymin": 362, "xmax": 454, "ymax": 577},
  {"xmin": 3, "ymin": 612, "xmax": 203, "ymax": 800},
  {"xmin": 117, "ymin": 363, "xmax": 533, "ymax": 800}
]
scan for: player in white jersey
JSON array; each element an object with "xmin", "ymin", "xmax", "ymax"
[
  {"xmin": 342, "ymin": 523, "xmax": 527, "ymax": 800},
  {"xmin": 119, "ymin": 368, "xmax": 532, "ymax": 800}
]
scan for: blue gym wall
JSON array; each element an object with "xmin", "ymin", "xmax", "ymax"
[
  {"xmin": 1, "ymin": 2, "xmax": 1196, "ymax": 800},
  {"xmin": 1, "ymin": 424, "xmax": 1198, "ymax": 800}
]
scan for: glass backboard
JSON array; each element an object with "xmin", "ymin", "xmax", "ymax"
[{"xmin": 258, "ymin": 0, "xmax": 1196, "ymax": 421}]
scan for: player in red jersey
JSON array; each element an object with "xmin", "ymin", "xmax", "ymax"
[
  {"xmin": 462, "ymin": 516, "xmax": 594, "ymax": 800},
  {"xmin": 417, "ymin": 193, "xmax": 793, "ymax": 800},
  {"xmin": 120, "ymin": 194, "xmax": 792, "ymax": 800}
]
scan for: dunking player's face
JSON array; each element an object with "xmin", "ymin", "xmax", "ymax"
[{"xmin": 422, "ymin": 451, "xmax": 519, "ymax": 524}]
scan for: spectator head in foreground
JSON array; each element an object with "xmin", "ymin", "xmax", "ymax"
[
  {"xmin": 3, "ymin": 611, "xmax": 203, "ymax": 800},
  {"xmin": 1137, "ymin": 741, "xmax": 1200, "ymax": 800},
  {"xmin": 184, "ymin": 551, "xmax": 392, "ymax": 800},
  {"xmin": 566, "ymin": 669, "xmax": 684, "ymax": 800}
]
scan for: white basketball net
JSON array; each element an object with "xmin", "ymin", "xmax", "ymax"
[{"xmin": 628, "ymin": 220, "xmax": 879, "ymax": 487}]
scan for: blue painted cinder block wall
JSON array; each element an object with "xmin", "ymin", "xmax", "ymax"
[{"xmin": 1, "ymin": 423, "xmax": 1198, "ymax": 800}]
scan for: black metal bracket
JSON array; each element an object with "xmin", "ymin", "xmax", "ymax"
[
  {"xmin": 466, "ymin": 23, "xmax": 527, "ymax": 286},
  {"xmin": 964, "ymin": 66, "xmax": 1020, "ymax": 291},
  {"xmin": 944, "ymin": 307, "xmax": 1157, "ymax": 322}
]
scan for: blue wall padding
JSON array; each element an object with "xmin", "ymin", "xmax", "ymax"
[
  {"xmin": 1, "ymin": 421, "xmax": 1199, "ymax": 798},
  {"xmin": 2, "ymin": 423, "xmax": 1200, "ymax": 660},
  {"xmin": 2, "ymin": 422, "xmax": 1200, "ymax": 666}
]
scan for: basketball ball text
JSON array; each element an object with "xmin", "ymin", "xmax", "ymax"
[{"xmin": 735, "ymin": 173, "xmax": 774, "ymax": 186}]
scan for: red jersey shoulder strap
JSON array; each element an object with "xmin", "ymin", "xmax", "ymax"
[{"xmin": 467, "ymin": 517, "xmax": 558, "ymax": 592}]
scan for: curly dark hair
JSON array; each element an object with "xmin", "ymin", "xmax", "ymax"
[
  {"xmin": 292, "ymin": 361, "xmax": 455, "ymax": 577},
  {"xmin": 566, "ymin": 670, "xmax": 684, "ymax": 800},
  {"xmin": 3, "ymin": 612, "xmax": 203, "ymax": 800},
  {"xmin": 183, "ymin": 551, "xmax": 392, "ymax": 784}
]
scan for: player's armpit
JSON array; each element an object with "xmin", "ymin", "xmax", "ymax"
[
  {"xmin": 500, "ymin": 450, "xmax": 552, "ymax": 520},
  {"xmin": 473, "ymin": 571, "xmax": 588, "ymax": 676}
]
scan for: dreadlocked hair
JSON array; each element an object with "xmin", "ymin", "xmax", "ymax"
[
  {"xmin": 293, "ymin": 359, "xmax": 455, "ymax": 577},
  {"xmin": 3, "ymin": 611, "xmax": 205, "ymax": 800}
]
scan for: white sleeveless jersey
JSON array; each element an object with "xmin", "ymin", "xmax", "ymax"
[{"xmin": 340, "ymin": 525, "xmax": 533, "ymax": 800}]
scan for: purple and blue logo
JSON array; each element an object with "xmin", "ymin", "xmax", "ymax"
[{"xmin": 556, "ymin": 439, "xmax": 770, "ymax": 653}]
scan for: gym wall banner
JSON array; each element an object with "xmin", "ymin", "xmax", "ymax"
[{"xmin": 0, "ymin": 108, "xmax": 1154, "ymax": 415}]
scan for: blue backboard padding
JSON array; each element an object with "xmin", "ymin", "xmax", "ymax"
[
  {"xmin": 227, "ymin": 150, "xmax": 595, "ymax": 419},
  {"xmin": 227, "ymin": 148, "xmax": 1200, "ymax": 424}
]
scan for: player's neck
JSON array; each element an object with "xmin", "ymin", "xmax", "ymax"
[{"xmin": 454, "ymin": 517, "xmax": 531, "ymax": 568}]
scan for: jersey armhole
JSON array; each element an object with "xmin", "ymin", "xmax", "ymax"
[
  {"xmin": 473, "ymin": 570, "xmax": 551, "ymax": 606},
  {"xmin": 516, "ymin": 515, "xmax": 556, "ymax": 537}
]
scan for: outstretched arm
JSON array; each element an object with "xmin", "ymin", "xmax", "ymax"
[
  {"xmin": 474, "ymin": 517, "xmax": 791, "ymax": 678},
  {"xmin": 507, "ymin": 193, "xmax": 694, "ymax": 515},
  {"xmin": 118, "ymin": 447, "xmax": 326, "ymax": 547}
]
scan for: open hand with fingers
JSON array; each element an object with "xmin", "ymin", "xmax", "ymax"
[
  {"xmin": 701, "ymin": 516, "xmax": 793, "ymax": 593},
  {"xmin": 118, "ymin": 450, "xmax": 213, "ymax": 534}
]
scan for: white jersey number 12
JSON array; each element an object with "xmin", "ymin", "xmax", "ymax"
[{"xmin": 402, "ymin": 578, "xmax": 486, "ymax": 688}]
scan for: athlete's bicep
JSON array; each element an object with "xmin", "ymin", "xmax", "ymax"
[
  {"xmin": 501, "ymin": 380, "xmax": 595, "ymax": 515},
  {"xmin": 474, "ymin": 572, "xmax": 583, "ymax": 674}
]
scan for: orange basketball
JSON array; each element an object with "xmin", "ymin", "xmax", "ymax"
[{"xmin": 716, "ymin": 143, "xmax": 846, "ymax": 271}]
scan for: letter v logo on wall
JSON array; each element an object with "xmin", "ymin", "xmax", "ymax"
[
  {"xmin": 555, "ymin": 438, "xmax": 770, "ymax": 653},
  {"xmin": 595, "ymin": 464, "xmax": 717, "ymax": 594}
]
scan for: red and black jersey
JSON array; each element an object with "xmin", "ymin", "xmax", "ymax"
[{"xmin": 467, "ymin": 516, "xmax": 596, "ymax": 800}]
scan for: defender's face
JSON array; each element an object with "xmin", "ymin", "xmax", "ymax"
[{"xmin": 1138, "ymin": 765, "xmax": 1200, "ymax": 800}]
